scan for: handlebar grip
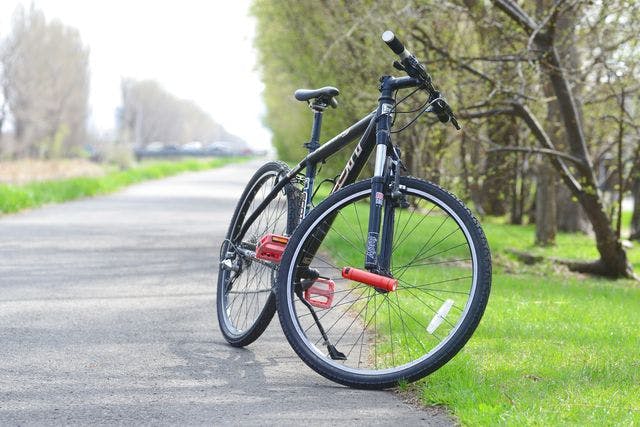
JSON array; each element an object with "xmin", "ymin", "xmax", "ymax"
[{"xmin": 382, "ymin": 30, "xmax": 406, "ymax": 56}]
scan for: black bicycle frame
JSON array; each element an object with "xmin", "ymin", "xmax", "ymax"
[
  {"xmin": 236, "ymin": 76, "xmax": 423, "ymax": 272},
  {"xmin": 235, "ymin": 112, "xmax": 376, "ymax": 240}
]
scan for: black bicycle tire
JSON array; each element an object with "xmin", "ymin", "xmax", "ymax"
[
  {"xmin": 276, "ymin": 177, "xmax": 491, "ymax": 389},
  {"xmin": 217, "ymin": 161, "xmax": 301, "ymax": 347}
]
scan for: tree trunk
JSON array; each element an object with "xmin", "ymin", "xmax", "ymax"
[
  {"xmin": 482, "ymin": 117, "xmax": 515, "ymax": 215},
  {"xmin": 551, "ymin": 10, "xmax": 591, "ymax": 234},
  {"xmin": 508, "ymin": 116, "xmax": 524, "ymax": 224},
  {"xmin": 537, "ymin": 68, "xmax": 560, "ymax": 242},
  {"xmin": 573, "ymin": 190, "xmax": 631, "ymax": 276},
  {"xmin": 543, "ymin": 47, "xmax": 631, "ymax": 276},
  {"xmin": 0, "ymin": 99, "xmax": 5, "ymax": 140},
  {"xmin": 630, "ymin": 176, "xmax": 640, "ymax": 240},
  {"xmin": 467, "ymin": 134, "xmax": 485, "ymax": 216},
  {"xmin": 556, "ymin": 186, "xmax": 591, "ymax": 233},
  {"xmin": 535, "ymin": 161, "xmax": 557, "ymax": 245},
  {"xmin": 510, "ymin": 150, "xmax": 524, "ymax": 225}
]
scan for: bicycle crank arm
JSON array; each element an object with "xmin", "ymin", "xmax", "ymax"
[{"xmin": 233, "ymin": 247, "xmax": 279, "ymax": 270}]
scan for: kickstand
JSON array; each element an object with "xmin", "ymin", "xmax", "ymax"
[{"xmin": 295, "ymin": 287, "xmax": 346, "ymax": 361}]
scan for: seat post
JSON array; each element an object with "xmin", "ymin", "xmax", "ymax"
[{"xmin": 305, "ymin": 110, "xmax": 323, "ymax": 153}]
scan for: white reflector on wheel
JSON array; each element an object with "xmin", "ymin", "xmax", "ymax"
[{"xmin": 426, "ymin": 299, "xmax": 454, "ymax": 334}]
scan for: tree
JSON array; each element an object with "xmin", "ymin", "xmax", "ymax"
[
  {"xmin": 252, "ymin": 0, "xmax": 640, "ymax": 277},
  {"xmin": 428, "ymin": 0, "xmax": 639, "ymax": 276},
  {"xmin": 487, "ymin": 0, "xmax": 636, "ymax": 276},
  {"xmin": 0, "ymin": 71, "xmax": 7, "ymax": 145},
  {"xmin": 1, "ymin": 5, "xmax": 90, "ymax": 158},
  {"xmin": 118, "ymin": 79, "xmax": 244, "ymax": 146}
]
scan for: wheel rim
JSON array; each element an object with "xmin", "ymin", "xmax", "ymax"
[
  {"xmin": 285, "ymin": 185, "xmax": 479, "ymax": 375},
  {"xmin": 221, "ymin": 170, "xmax": 290, "ymax": 336}
]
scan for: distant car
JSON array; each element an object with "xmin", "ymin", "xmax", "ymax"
[
  {"xmin": 146, "ymin": 142, "xmax": 165, "ymax": 152},
  {"xmin": 182, "ymin": 141, "xmax": 203, "ymax": 152},
  {"xmin": 204, "ymin": 143, "xmax": 231, "ymax": 156}
]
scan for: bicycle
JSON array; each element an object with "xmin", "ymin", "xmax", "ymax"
[{"xmin": 217, "ymin": 31, "xmax": 491, "ymax": 389}]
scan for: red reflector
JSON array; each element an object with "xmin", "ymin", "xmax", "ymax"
[
  {"xmin": 255, "ymin": 234, "xmax": 288, "ymax": 263},
  {"xmin": 304, "ymin": 278, "xmax": 335, "ymax": 309},
  {"xmin": 342, "ymin": 267, "xmax": 397, "ymax": 292}
]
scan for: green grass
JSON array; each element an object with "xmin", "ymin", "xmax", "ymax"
[
  {"xmin": 482, "ymin": 217, "xmax": 640, "ymax": 271},
  {"xmin": 418, "ymin": 272, "xmax": 640, "ymax": 425},
  {"xmin": 0, "ymin": 157, "xmax": 246, "ymax": 214},
  {"xmin": 316, "ymin": 197, "xmax": 640, "ymax": 425},
  {"xmin": 417, "ymin": 217, "xmax": 640, "ymax": 425}
]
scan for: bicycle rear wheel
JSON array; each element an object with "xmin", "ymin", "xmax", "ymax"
[
  {"xmin": 276, "ymin": 177, "xmax": 491, "ymax": 389},
  {"xmin": 217, "ymin": 161, "xmax": 301, "ymax": 347}
]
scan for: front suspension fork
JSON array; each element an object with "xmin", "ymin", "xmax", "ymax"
[
  {"xmin": 364, "ymin": 160, "xmax": 396, "ymax": 275},
  {"xmin": 365, "ymin": 81, "xmax": 396, "ymax": 273},
  {"xmin": 364, "ymin": 124, "xmax": 399, "ymax": 274}
]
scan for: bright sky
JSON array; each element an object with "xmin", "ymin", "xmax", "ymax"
[{"xmin": 0, "ymin": 0, "xmax": 272, "ymax": 150}]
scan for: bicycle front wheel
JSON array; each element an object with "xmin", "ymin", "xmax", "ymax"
[{"xmin": 276, "ymin": 177, "xmax": 491, "ymax": 389}]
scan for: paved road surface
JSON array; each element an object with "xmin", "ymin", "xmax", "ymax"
[{"xmin": 0, "ymin": 160, "xmax": 453, "ymax": 425}]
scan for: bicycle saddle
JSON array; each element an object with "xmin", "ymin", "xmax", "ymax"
[{"xmin": 294, "ymin": 86, "xmax": 339, "ymax": 108}]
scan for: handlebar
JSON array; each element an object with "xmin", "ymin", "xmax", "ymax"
[
  {"xmin": 382, "ymin": 30, "xmax": 460, "ymax": 130},
  {"xmin": 382, "ymin": 30, "xmax": 409, "ymax": 58}
]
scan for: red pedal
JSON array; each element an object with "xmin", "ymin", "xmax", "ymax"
[
  {"xmin": 304, "ymin": 278, "xmax": 335, "ymax": 309},
  {"xmin": 342, "ymin": 267, "xmax": 397, "ymax": 292},
  {"xmin": 255, "ymin": 234, "xmax": 288, "ymax": 263}
]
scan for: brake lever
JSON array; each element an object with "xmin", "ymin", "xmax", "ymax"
[
  {"xmin": 450, "ymin": 115, "xmax": 461, "ymax": 130},
  {"xmin": 402, "ymin": 56, "xmax": 431, "ymax": 83},
  {"xmin": 425, "ymin": 95, "xmax": 461, "ymax": 131},
  {"xmin": 439, "ymin": 101, "xmax": 461, "ymax": 130},
  {"xmin": 392, "ymin": 60, "xmax": 406, "ymax": 72}
]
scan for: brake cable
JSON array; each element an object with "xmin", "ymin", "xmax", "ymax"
[{"xmin": 390, "ymin": 87, "xmax": 430, "ymax": 128}]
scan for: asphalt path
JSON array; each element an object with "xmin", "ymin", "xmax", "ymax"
[{"xmin": 0, "ymin": 159, "xmax": 453, "ymax": 425}]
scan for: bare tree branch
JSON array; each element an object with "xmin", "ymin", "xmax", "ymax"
[
  {"xmin": 458, "ymin": 108, "xmax": 515, "ymax": 119},
  {"xmin": 487, "ymin": 146, "xmax": 587, "ymax": 167},
  {"xmin": 510, "ymin": 102, "xmax": 584, "ymax": 191},
  {"xmin": 491, "ymin": 0, "xmax": 538, "ymax": 34},
  {"xmin": 411, "ymin": 27, "xmax": 497, "ymax": 88},
  {"xmin": 526, "ymin": 0, "xmax": 567, "ymax": 50}
]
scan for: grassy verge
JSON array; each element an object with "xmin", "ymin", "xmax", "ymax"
[
  {"xmin": 0, "ymin": 157, "xmax": 246, "ymax": 214},
  {"xmin": 317, "ymin": 197, "xmax": 639, "ymax": 425},
  {"xmin": 417, "ymin": 269, "xmax": 639, "ymax": 425},
  {"xmin": 414, "ymin": 218, "xmax": 640, "ymax": 425}
]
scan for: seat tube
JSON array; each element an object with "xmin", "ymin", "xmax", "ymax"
[
  {"xmin": 365, "ymin": 77, "xmax": 394, "ymax": 271},
  {"xmin": 302, "ymin": 110, "xmax": 323, "ymax": 219}
]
